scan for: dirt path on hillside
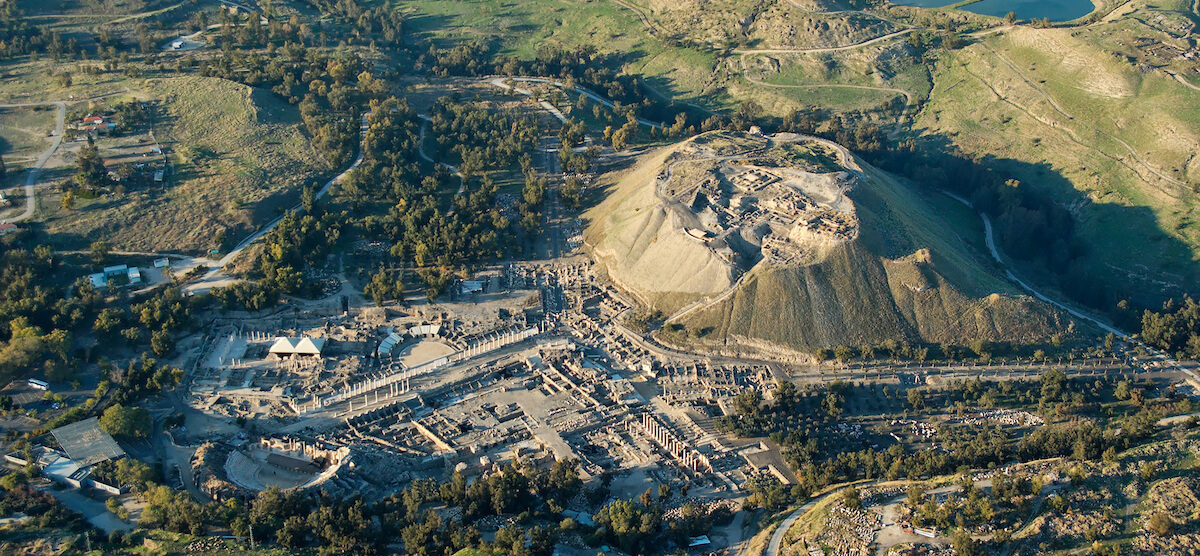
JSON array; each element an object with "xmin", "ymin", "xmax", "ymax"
[
  {"xmin": 979, "ymin": 40, "xmax": 1185, "ymax": 189},
  {"xmin": 734, "ymin": 28, "xmax": 912, "ymax": 55},
  {"xmin": 742, "ymin": 75, "xmax": 913, "ymax": 137},
  {"xmin": 0, "ymin": 101, "xmax": 65, "ymax": 224}
]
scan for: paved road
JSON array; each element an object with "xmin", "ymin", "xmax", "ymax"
[
  {"xmin": 766, "ymin": 483, "xmax": 876, "ymax": 556},
  {"xmin": 0, "ymin": 101, "xmax": 66, "ymax": 224},
  {"xmin": 941, "ymin": 190, "xmax": 1200, "ymax": 386},
  {"xmin": 40, "ymin": 485, "xmax": 133, "ymax": 534}
]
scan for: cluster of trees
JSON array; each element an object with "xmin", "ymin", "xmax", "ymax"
[
  {"xmin": 125, "ymin": 286, "xmax": 198, "ymax": 355},
  {"xmin": 437, "ymin": 460, "xmax": 581, "ymax": 519},
  {"xmin": 0, "ymin": 242, "xmax": 104, "ymax": 382},
  {"xmin": 0, "ymin": 482, "xmax": 83, "ymax": 532},
  {"xmin": 258, "ymin": 209, "xmax": 346, "ymax": 293},
  {"xmin": 727, "ymin": 371, "xmax": 1167, "ymax": 506},
  {"xmin": 73, "ymin": 135, "xmax": 110, "ymax": 190},
  {"xmin": 341, "ymin": 98, "xmax": 519, "ymax": 297},
  {"xmin": 362, "ymin": 268, "xmax": 405, "ymax": 306},
  {"xmin": 860, "ymin": 337, "xmax": 1067, "ymax": 365},
  {"xmin": 109, "ymin": 100, "xmax": 153, "ymax": 134},
  {"xmin": 428, "ymin": 98, "xmax": 540, "ymax": 174},
  {"xmin": 1140, "ymin": 296, "xmax": 1200, "ymax": 359},
  {"xmin": 299, "ymin": 0, "xmax": 406, "ymax": 46},
  {"xmin": 214, "ymin": 204, "xmax": 347, "ymax": 309},
  {"xmin": 90, "ymin": 457, "xmax": 156, "ymax": 491},
  {"xmin": 117, "ymin": 457, "xmax": 720, "ymax": 555},
  {"xmin": 421, "ymin": 43, "xmax": 699, "ymax": 129},
  {"xmin": 103, "ymin": 353, "xmax": 183, "ymax": 405},
  {"xmin": 0, "ymin": 2, "xmax": 57, "ymax": 61},
  {"xmin": 906, "ymin": 473, "xmax": 1039, "ymax": 531}
]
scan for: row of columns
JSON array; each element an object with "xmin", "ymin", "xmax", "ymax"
[{"xmin": 633, "ymin": 413, "xmax": 712, "ymax": 473}]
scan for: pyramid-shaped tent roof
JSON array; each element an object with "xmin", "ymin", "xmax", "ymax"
[{"xmin": 269, "ymin": 336, "xmax": 326, "ymax": 356}]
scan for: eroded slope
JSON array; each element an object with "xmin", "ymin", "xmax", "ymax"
[{"xmin": 587, "ymin": 131, "xmax": 1066, "ymax": 356}]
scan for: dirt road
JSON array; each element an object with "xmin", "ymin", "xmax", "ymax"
[{"xmin": 0, "ymin": 101, "xmax": 65, "ymax": 224}]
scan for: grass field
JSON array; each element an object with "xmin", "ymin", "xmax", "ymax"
[
  {"xmin": 393, "ymin": 0, "xmax": 724, "ymax": 107},
  {"xmin": 40, "ymin": 75, "xmax": 329, "ymax": 254},
  {"xmin": 0, "ymin": 105, "xmax": 56, "ymax": 188},
  {"xmin": 915, "ymin": 21, "xmax": 1200, "ymax": 305}
]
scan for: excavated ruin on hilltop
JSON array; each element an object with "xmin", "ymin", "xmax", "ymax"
[{"xmin": 586, "ymin": 131, "xmax": 1070, "ymax": 359}]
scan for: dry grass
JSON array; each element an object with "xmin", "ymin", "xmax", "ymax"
[
  {"xmin": 41, "ymin": 76, "xmax": 327, "ymax": 253},
  {"xmin": 0, "ymin": 106, "xmax": 56, "ymax": 187}
]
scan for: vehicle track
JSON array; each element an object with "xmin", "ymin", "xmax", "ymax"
[
  {"xmin": 742, "ymin": 75, "xmax": 913, "ymax": 137},
  {"xmin": 733, "ymin": 28, "xmax": 912, "ymax": 55},
  {"xmin": 0, "ymin": 101, "xmax": 65, "ymax": 224},
  {"xmin": 979, "ymin": 42, "xmax": 1187, "ymax": 189}
]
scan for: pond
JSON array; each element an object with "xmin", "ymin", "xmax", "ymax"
[{"xmin": 889, "ymin": 0, "xmax": 1096, "ymax": 22}]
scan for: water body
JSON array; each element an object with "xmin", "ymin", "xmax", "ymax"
[{"xmin": 890, "ymin": 0, "xmax": 1095, "ymax": 22}]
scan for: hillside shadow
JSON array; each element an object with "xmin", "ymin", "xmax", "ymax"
[{"xmin": 886, "ymin": 130, "xmax": 1200, "ymax": 315}]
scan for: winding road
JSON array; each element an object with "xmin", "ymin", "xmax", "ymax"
[
  {"xmin": 488, "ymin": 77, "xmax": 666, "ymax": 129},
  {"xmin": 1164, "ymin": 69, "xmax": 1200, "ymax": 93},
  {"xmin": 942, "ymin": 190, "xmax": 1200, "ymax": 386},
  {"xmin": 184, "ymin": 112, "xmax": 369, "ymax": 292},
  {"xmin": 733, "ymin": 28, "xmax": 912, "ymax": 55},
  {"xmin": 0, "ymin": 101, "xmax": 66, "ymax": 224},
  {"xmin": 764, "ymin": 481, "xmax": 878, "ymax": 556}
]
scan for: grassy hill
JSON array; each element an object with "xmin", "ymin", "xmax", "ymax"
[{"xmin": 916, "ymin": 19, "xmax": 1200, "ymax": 307}]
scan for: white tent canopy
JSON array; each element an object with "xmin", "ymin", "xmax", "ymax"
[{"xmin": 269, "ymin": 336, "xmax": 326, "ymax": 357}]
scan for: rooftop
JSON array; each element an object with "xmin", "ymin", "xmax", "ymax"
[{"xmin": 51, "ymin": 417, "xmax": 125, "ymax": 466}]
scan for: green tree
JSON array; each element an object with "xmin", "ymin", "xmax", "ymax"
[
  {"xmin": 99, "ymin": 403, "xmax": 151, "ymax": 437},
  {"xmin": 840, "ymin": 487, "xmax": 861, "ymax": 510},
  {"xmin": 907, "ymin": 388, "xmax": 925, "ymax": 410},
  {"xmin": 953, "ymin": 531, "xmax": 984, "ymax": 556},
  {"xmin": 90, "ymin": 240, "xmax": 111, "ymax": 265},
  {"xmin": 75, "ymin": 135, "xmax": 107, "ymax": 189},
  {"xmin": 1147, "ymin": 512, "xmax": 1174, "ymax": 537},
  {"xmin": 561, "ymin": 176, "xmax": 583, "ymax": 209},
  {"xmin": 150, "ymin": 329, "xmax": 175, "ymax": 356}
]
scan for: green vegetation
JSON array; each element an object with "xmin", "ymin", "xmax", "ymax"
[
  {"xmin": 726, "ymin": 370, "xmax": 1183, "ymax": 507},
  {"xmin": 916, "ymin": 24, "xmax": 1200, "ymax": 314},
  {"xmin": 1141, "ymin": 296, "xmax": 1200, "ymax": 358},
  {"xmin": 98, "ymin": 402, "xmax": 151, "ymax": 437}
]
